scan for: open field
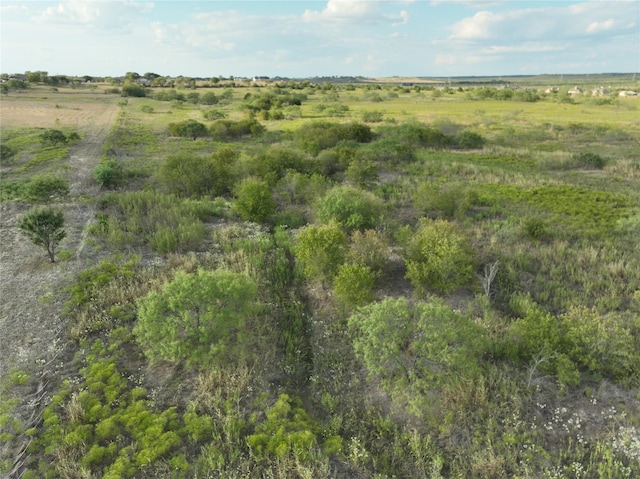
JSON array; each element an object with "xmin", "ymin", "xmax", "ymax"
[{"xmin": 1, "ymin": 79, "xmax": 640, "ymax": 478}]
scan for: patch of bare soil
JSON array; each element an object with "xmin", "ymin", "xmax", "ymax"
[{"xmin": 0, "ymin": 100, "xmax": 118, "ymax": 475}]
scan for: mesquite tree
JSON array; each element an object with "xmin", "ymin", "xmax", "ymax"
[{"xmin": 18, "ymin": 207, "xmax": 66, "ymax": 262}]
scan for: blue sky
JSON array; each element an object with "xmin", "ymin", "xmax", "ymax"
[{"xmin": 1, "ymin": 0, "xmax": 638, "ymax": 78}]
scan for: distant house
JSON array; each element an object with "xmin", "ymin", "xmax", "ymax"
[
  {"xmin": 568, "ymin": 86, "xmax": 584, "ymax": 96},
  {"xmin": 619, "ymin": 90, "xmax": 638, "ymax": 97},
  {"xmin": 252, "ymin": 76, "xmax": 270, "ymax": 82},
  {"xmin": 545, "ymin": 87, "xmax": 559, "ymax": 94},
  {"xmin": 592, "ymin": 86, "xmax": 609, "ymax": 96}
]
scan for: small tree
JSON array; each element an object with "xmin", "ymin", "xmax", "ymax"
[{"xmin": 18, "ymin": 207, "xmax": 66, "ymax": 262}]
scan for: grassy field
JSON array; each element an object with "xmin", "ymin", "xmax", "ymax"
[{"xmin": 1, "ymin": 78, "xmax": 640, "ymax": 478}]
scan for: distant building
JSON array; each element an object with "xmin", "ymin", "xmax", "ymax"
[
  {"xmin": 567, "ymin": 86, "xmax": 584, "ymax": 96},
  {"xmin": 545, "ymin": 87, "xmax": 559, "ymax": 94},
  {"xmin": 252, "ymin": 76, "xmax": 270, "ymax": 82},
  {"xmin": 619, "ymin": 90, "xmax": 638, "ymax": 97},
  {"xmin": 591, "ymin": 86, "xmax": 609, "ymax": 96}
]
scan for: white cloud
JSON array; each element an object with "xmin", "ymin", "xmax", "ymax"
[
  {"xmin": 303, "ymin": 0, "xmax": 411, "ymax": 27},
  {"xmin": 431, "ymin": 0, "xmax": 507, "ymax": 7},
  {"xmin": 447, "ymin": 1, "xmax": 637, "ymax": 42},
  {"xmin": 449, "ymin": 10, "xmax": 497, "ymax": 39},
  {"xmin": 32, "ymin": 0, "xmax": 153, "ymax": 30},
  {"xmin": 435, "ymin": 54, "xmax": 456, "ymax": 65},
  {"xmin": 481, "ymin": 42, "xmax": 567, "ymax": 54},
  {"xmin": 586, "ymin": 19, "xmax": 615, "ymax": 34}
]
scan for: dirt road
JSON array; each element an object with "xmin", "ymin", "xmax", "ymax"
[{"xmin": 0, "ymin": 100, "xmax": 120, "ymax": 380}]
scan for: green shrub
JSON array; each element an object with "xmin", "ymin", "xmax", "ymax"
[
  {"xmin": 348, "ymin": 229, "xmax": 388, "ymax": 274},
  {"xmin": 233, "ymin": 177, "xmax": 275, "ymax": 223},
  {"xmin": 456, "ymin": 130, "xmax": 486, "ymax": 149},
  {"xmin": 295, "ymin": 221, "xmax": 348, "ymax": 283},
  {"xmin": 294, "ymin": 121, "xmax": 373, "ymax": 155},
  {"xmin": 333, "ymin": 263, "xmax": 376, "ymax": 309},
  {"xmin": 521, "ymin": 216, "xmax": 549, "ymax": 240},
  {"xmin": 315, "ymin": 185, "xmax": 384, "ymax": 232},
  {"xmin": 573, "ymin": 151, "xmax": 606, "ymax": 169},
  {"xmin": 168, "ymin": 119, "xmax": 209, "ymax": 140},
  {"xmin": 345, "ymin": 158, "xmax": 378, "ymax": 188},
  {"xmin": 413, "ymin": 183, "xmax": 478, "ymax": 219},
  {"xmin": 93, "ymin": 159, "xmax": 124, "ymax": 189},
  {"xmin": 202, "ymin": 109, "xmax": 226, "ymax": 120},
  {"xmin": 0, "ymin": 143, "xmax": 16, "ymax": 162},
  {"xmin": 404, "ymin": 219, "xmax": 475, "ymax": 294},
  {"xmin": 158, "ymin": 150, "xmax": 237, "ymax": 197},
  {"xmin": 348, "ymin": 297, "xmax": 486, "ymax": 409},
  {"xmin": 25, "ymin": 175, "xmax": 69, "ymax": 203},
  {"xmin": 134, "ymin": 269, "xmax": 257, "ymax": 365},
  {"xmin": 560, "ymin": 307, "xmax": 639, "ymax": 382},
  {"xmin": 362, "ymin": 110, "xmax": 384, "ymax": 123},
  {"xmin": 247, "ymin": 394, "xmax": 341, "ymax": 461},
  {"xmin": 39, "ymin": 129, "xmax": 67, "ymax": 146},
  {"xmin": 121, "ymin": 83, "xmax": 146, "ymax": 97}
]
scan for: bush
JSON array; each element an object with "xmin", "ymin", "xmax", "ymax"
[
  {"xmin": 134, "ymin": 269, "xmax": 257, "ymax": 365},
  {"xmin": 333, "ymin": 263, "xmax": 376, "ymax": 309},
  {"xmin": 456, "ymin": 130, "xmax": 486, "ymax": 149},
  {"xmin": 362, "ymin": 110, "xmax": 384, "ymax": 123},
  {"xmin": 121, "ymin": 83, "xmax": 146, "ymax": 97},
  {"xmin": 295, "ymin": 222, "xmax": 348, "ymax": 283},
  {"xmin": 294, "ymin": 121, "xmax": 373, "ymax": 155},
  {"xmin": 348, "ymin": 229, "xmax": 388, "ymax": 273},
  {"xmin": 39, "ymin": 129, "xmax": 67, "ymax": 146},
  {"xmin": 200, "ymin": 91, "xmax": 218, "ymax": 105},
  {"xmin": 0, "ymin": 143, "xmax": 16, "ymax": 162},
  {"xmin": 347, "ymin": 297, "xmax": 486, "ymax": 407},
  {"xmin": 202, "ymin": 109, "xmax": 226, "ymax": 120},
  {"xmin": 315, "ymin": 185, "xmax": 384, "ymax": 232},
  {"xmin": 168, "ymin": 119, "xmax": 209, "ymax": 140},
  {"xmin": 521, "ymin": 216, "xmax": 549, "ymax": 240},
  {"xmin": 232, "ymin": 177, "xmax": 275, "ymax": 222},
  {"xmin": 26, "ymin": 175, "xmax": 69, "ymax": 202},
  {"xmin": 94, "ymin": 159, "xmax": 124, "ymax": 189},
  {"xmin": 573, "ymin": 151, "xmax": 606, "ymax": 169},
  {"xmin": 413, "ymin": 183, "xmax": 478, "ymax": 219},
  {"xmin": 404, "ymin": 219, "xmax": 475, "ymax": 294}
]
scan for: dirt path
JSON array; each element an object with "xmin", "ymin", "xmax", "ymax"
[{"xmin": 0, "ymin": 101, "xmax": 119, "ymax": 380}]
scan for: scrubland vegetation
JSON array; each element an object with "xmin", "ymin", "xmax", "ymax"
[{"xmin": 1, "ymin": 75, "xmax": 640, "ymax": 478}]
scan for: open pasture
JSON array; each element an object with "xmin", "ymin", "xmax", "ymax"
[{"xmin": 0, "ymin": 86, "xmax": 120, "ymax": 130}]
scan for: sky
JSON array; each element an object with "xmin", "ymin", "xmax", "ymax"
[{"xmin": 1, "ymin": 0, "xmax": 638, "ymax": 78}]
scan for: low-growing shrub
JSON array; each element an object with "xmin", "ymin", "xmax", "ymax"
[
  {"xmin": 25, "ymin": 175, "xmax": 69, "ymax": 203},
  {"xmin": 333, "ymin": 263, "xmax": 376, "ymax": 309},
  {"xmin": 315, "ymin": 185, "xmax": 384, "ymax": 232},
  {"xmin": 573, "ymin": 151, "xmax": 606, "ymax": 169},
  {"xmin": 168, "ymin": 119, "xmax": 209, "ymax": 140},
  {"xmin": 134, "ymin": 269, "xmax": 257, "ymax": 365},
  {"xmin": 404, "ymin": 219, "xmax": 475, "ymax": 294},
  {"xmin": 295, "ymin": 221, "xmax": 348, "ymax": 283},
  {"xmin": 233, "ymin": 177, "xmax": 275, "ymax": 223},
  {"xmin": 39, "ymin": 129, "xmax": 67, "ymax": 146},
  {"xmin": 94, "ymin": 159, "xmax": 124, "ymax": 189}
]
